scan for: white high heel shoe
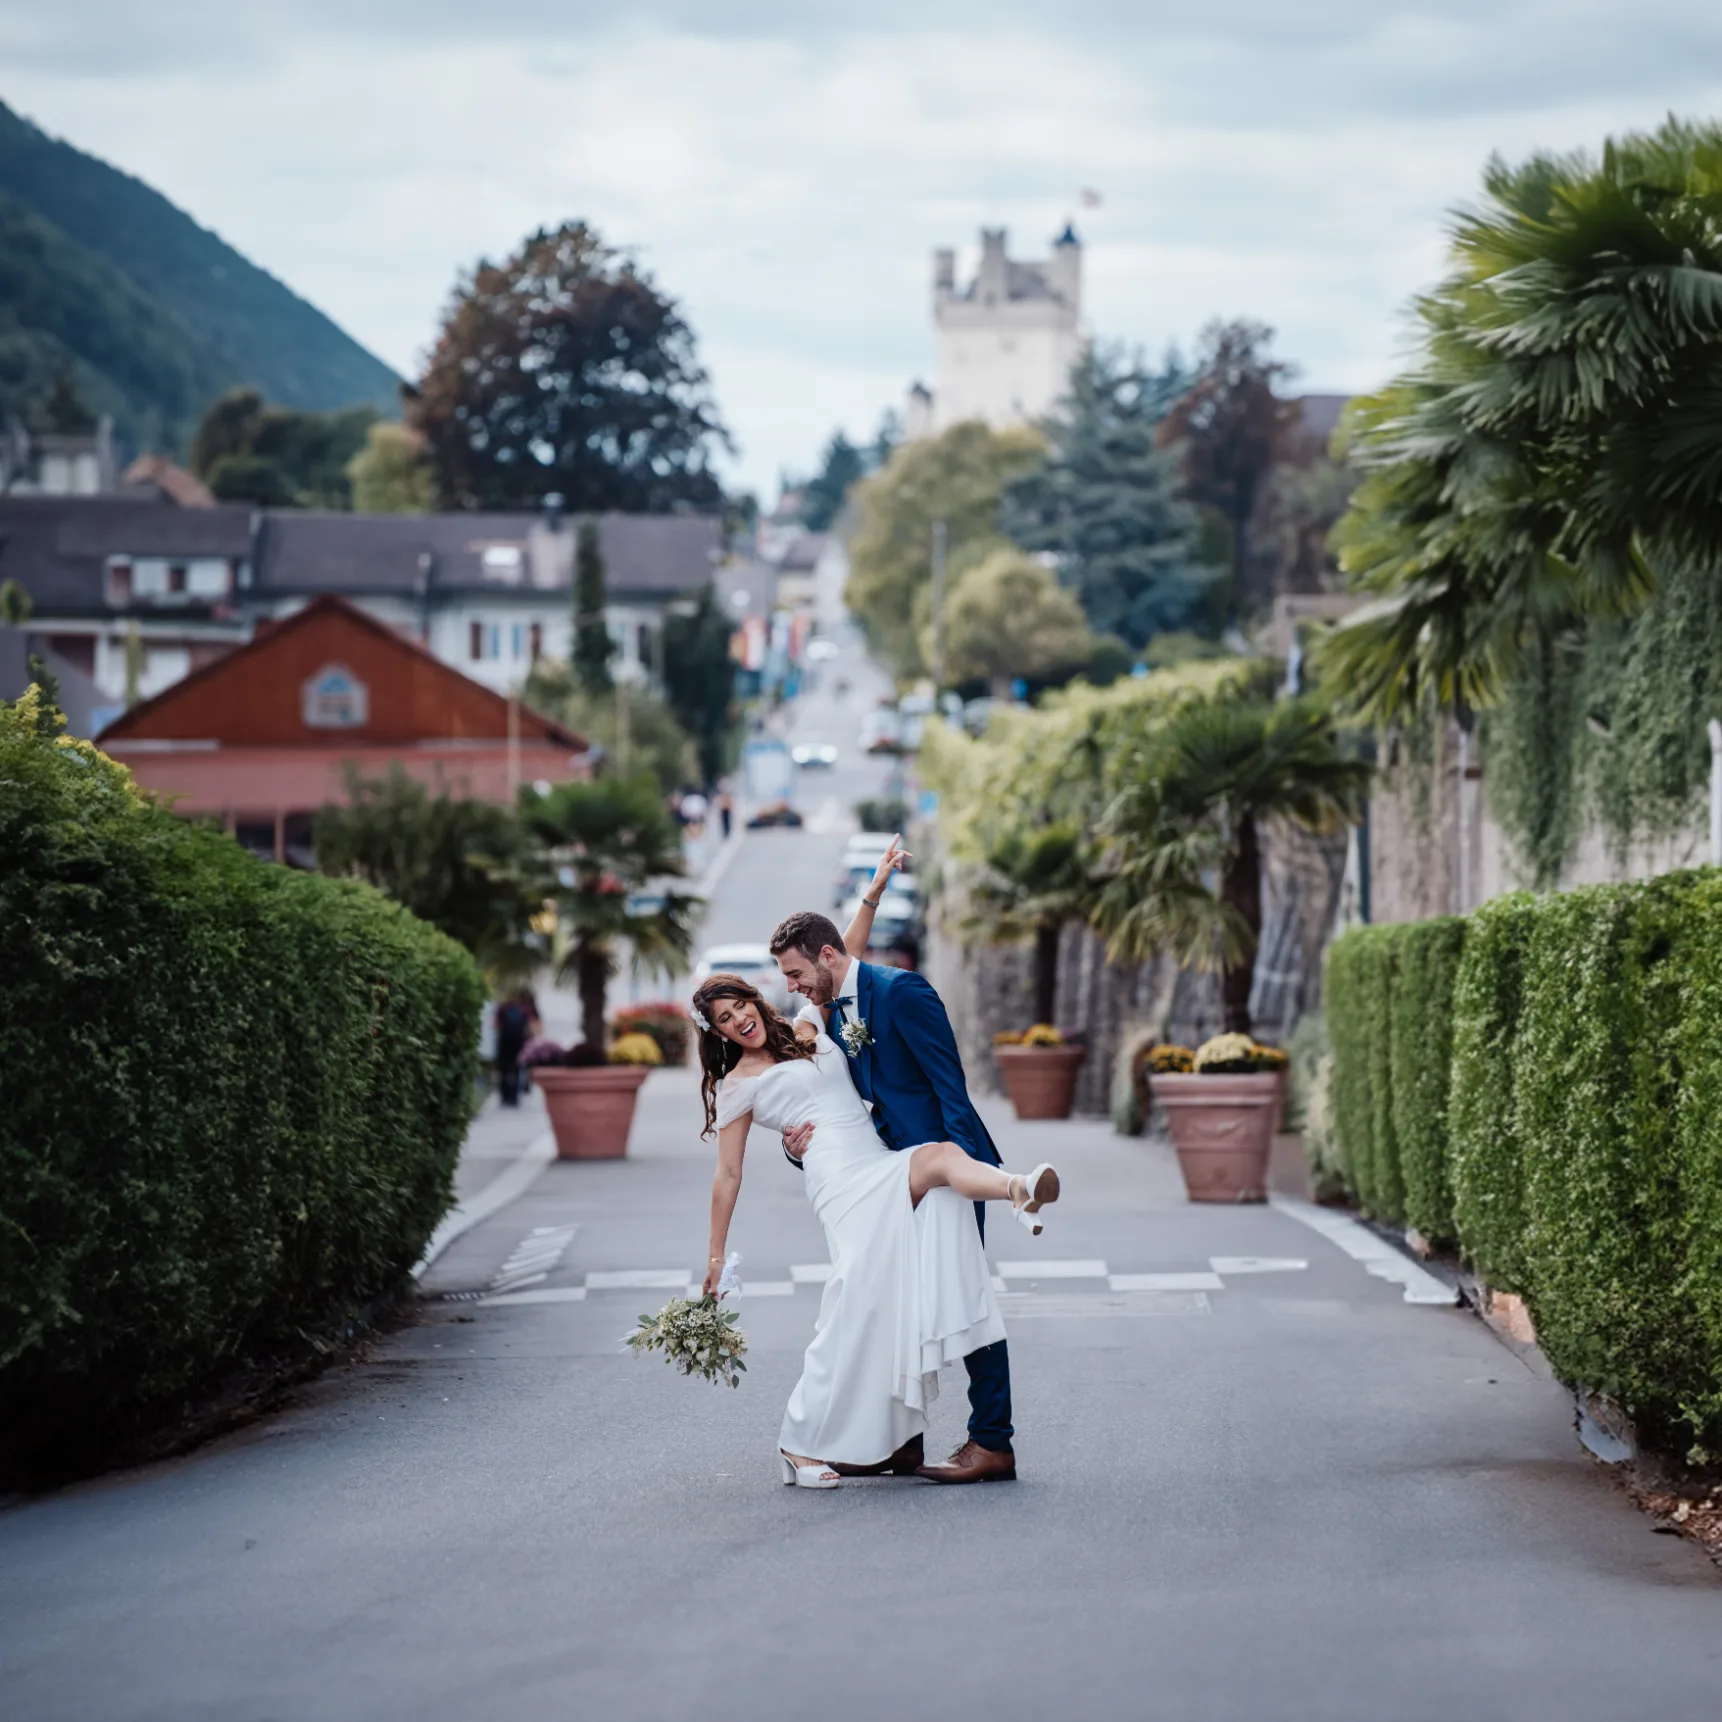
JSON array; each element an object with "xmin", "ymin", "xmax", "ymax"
[
  {"xmin": 780, "ymin": 1452, "xmax": 840, "ymax": 1489},
  {"xmin": 1009, "ymin": 1163, "xmax": 1061, "ymax": 1235}
]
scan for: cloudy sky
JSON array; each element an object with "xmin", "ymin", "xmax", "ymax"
[{"xmin": 6, "ymin": 2, "xmax": 1722, "ymax": 498}]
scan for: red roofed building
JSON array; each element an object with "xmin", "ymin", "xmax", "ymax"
[{"xmin": 98, "ymin": 594, "xmax": 588, "ymax": 864}]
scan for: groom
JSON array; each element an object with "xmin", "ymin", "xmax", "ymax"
[{"xmin": 770, "ymin": 910, "xmax": 1016, "ymax": 1484}]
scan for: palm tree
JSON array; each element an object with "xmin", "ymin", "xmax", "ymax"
[
  {"xmin": 517, "ymin": 773, "xmax": 703, "ymax": 1052},
  {"xmin": 1094, "ymin": 698, "xmax": 1370, "ymax": 1035},
  {"xmin": 966, "ymin": 819, "xmax": 1094, "ymax": 1027},
  {"xmin": 1324, "ymin": 116, "xmax": 1722, "ymax": 725}
]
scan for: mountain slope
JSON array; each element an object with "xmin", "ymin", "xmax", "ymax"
[{"xmin": 0, "ymin": 99, "xmax": 399, "ymax": 453}]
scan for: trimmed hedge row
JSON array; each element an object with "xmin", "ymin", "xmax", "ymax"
[
  {"xmin": 0, "ymin": 694, "xmax": 484, "ymax": 1469},
  {"xmin": 1327, "ymin": 876, "xmax": 1722, "ymax": 1455}
]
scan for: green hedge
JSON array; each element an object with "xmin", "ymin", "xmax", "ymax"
[
  {"xmin": 1329, "ymin": 872, "xmax": 1722, "ymax": 1455},
  {"xmin": 0, "ymin": 693, "xmax": 483, "ymax": 1470}
]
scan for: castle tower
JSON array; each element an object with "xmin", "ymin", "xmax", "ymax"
[{"xmin": 909, "ymin": 225, "xmax": 1084, "ymax": 438}]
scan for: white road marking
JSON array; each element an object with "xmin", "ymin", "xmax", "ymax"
[
  {"xmin": 1270, "ymin": 1198, "xmax": 1459, "ymax": 1306},
  {"xmin": 1108, "ymin": 1271, "xmax": 1224, "ymax": 1292},
  {"xmin": 585, "ymin": 1270, "xmax": 695, "ymax": 1290},
  {"xmin": 734, "ymin": 1282, "xmax": 795, "ymax": 1297},
  {"xmin": 789, "ymin": 1263, "xmax": 833, "ymax": 1283},
  {"xmin": 416, "ymin": 1130, "xmax": 556, "ymax": 1276},
  {"xmin": 995, "ymin": 1259, "xmax": 1109, "ymax": 1280},
  {"xmin": 1007, "ymin": 1292, "xmax": 1211, "ymax": 1317},
  {"xmin": 1210, "ymin": 1257, "xmax": 1308, "ymax": 1275},
  {"xmin": 490, "ymin": 1224, "xmax": 578, "ymax": 1294},
  {"xmin": 484, "ymin": 1286, "xmax": 589, "ymax": 1307}
]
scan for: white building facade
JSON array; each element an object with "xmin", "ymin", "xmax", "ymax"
[{"xmin": 910, "ymin": 226, "xmax": 1085, "ymax": 437}]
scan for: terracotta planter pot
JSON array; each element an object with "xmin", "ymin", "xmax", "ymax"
[
  {"xmin": 995, "ymin": 1044, "xmax": 1086, "ymax": 1120},
  {"xmin": 1149, "ymin": 1071, "xmax": 1284, "ymax": 1203},
  {"xmin": 532, "ymin": 1065, "xmax": 651, "ymax": 1159}
]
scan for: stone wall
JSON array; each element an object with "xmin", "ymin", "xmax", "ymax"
[{"xmin": 926, "ymin": 819, "xmax": 1347, "ymax": 1118}]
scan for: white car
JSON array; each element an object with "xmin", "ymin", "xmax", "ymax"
[
  {"xmin": 837, "ymin": 892, "xmax": 919, "ymax": 948},
  {"xmin": 792, "ymin": 740, "xmax": 839, "ymax": 768},
  {"xmin": 806, "ymin": 638, "xmax": 840, "ymax": 662},
  {"xmin": 692, "ymin": 943, "xmax": 791, "ymax": 1015}
]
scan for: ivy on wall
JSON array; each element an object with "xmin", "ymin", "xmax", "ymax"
[{"xmin": 1483, "ymin": 560, "xmax": 1722, "ymax": 888}]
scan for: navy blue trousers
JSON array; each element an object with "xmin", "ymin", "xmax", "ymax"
[{"xmin": 966, "ymin": 1202, "xmax": 1014, "ymax": 1452}]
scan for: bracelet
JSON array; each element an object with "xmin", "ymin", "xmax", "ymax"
[{"xmin": 863, "ymin": 895, "xmax": 882, "ymax": 908}]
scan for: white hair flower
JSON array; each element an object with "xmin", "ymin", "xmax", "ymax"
[{"xmin": 691, "ymin": 1005, "xmax": 711, "ymax": 1033}]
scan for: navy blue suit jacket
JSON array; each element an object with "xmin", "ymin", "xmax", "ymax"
[{"xmin": 827, "ymin": 961, "xmax": 999, "ymax": 1167}]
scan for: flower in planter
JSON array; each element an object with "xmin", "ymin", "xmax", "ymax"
[
  {"xmin": 1021, "ymin": 1023, "xmax": 1065, "ymax": 1048},
  {"xmin": 1146, "ymin": 1043, "xmax": 1196, "ymax": 1074},
  {"xmin": 1193, "ymin": 1033, "xmax": 1287, "ymax": 1074},
  {"xmin": 519, "ymin": 1034, "xmax": 567, "ymax": 1067},
  {"xmin": 608, "ymin": 1032, "xmax": 664, "ymax": 1067},
  {"xmin": 993, "ymin": 1030, "xmax": 1025, "ymax": 1046}
]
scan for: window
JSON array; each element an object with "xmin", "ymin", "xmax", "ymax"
[
  {"xmin": 511, "ymin": 623, "xmax": 525, "ymax": 660},
  {"xmin": 488, "ymin": 624, "xmax": 500, "ymax": 660},
  {"xmin": 529, "ymin": 621, "xmax": 543, "ymax": 662},
  {"xmin": 481, "ymin": 545, "xmax": 523, "ymax": 582},
  {"xmin": 233, "ymin": 817, "xmax": 278, "ymax": 863},
  {"xmin": 469, "ymin": 620, "xmax": 483, "ymax": 661},
  {"xmin": 167, "ymin": 564, "xmax": 187, "ymax": 594},
  {"xmin": 107, "ymin": 560, "xmax": 133, "ymax": 605}
]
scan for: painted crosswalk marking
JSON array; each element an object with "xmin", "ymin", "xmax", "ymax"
[
  {"xmin": 1108, "ymin": 1271, "xmax": 1224, "ymax": 1292},
  {"xmin": 790, "ymin": 1264, "xmax": 833, "ymax": 1283},
  {"xmin": 584, "ymin": 1270, "xmax": 693, "ymax": 1290},
  {"xmin": 489, "ymin": 1226, "xmax": 578, "ymax": 1295},
  {"xmin": 995, "ymin": 1259, "xmax": 1108, "ymax": 1280},
  {"xmin": 1211, "ymin": 1257, "xmax": 1308, "ymax": 1275}
]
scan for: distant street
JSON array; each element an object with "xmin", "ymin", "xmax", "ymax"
[{"xmin": 3, "ymin": 634, "xmax": 1720, "ymax": 1722}]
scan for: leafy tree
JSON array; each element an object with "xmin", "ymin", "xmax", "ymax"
[
  {"xmin": 41, "ymin": 364, "xmax": 96, "ymax": 434},
  {"xmin": 413, "ymin": 221, "xmax": 730, "ymax": 513},
  {"xmin": 1161, "ymin": 320, "xmax": 1299, "ymax": 617},
  {"xmin": 846, "ymin": 419, "xmax": 1044, "ymax": 679},
  {"xmin": 934, "ymin": 547, "xmax": 1092, "ymax": 698},
  {"xmin": 517, "ymin": 773, "xmax": 701, "ymax": 1050},
  {"xmin": 868, "ymin": 408, "xmax": 901, "ymax": 473},
  {"xmin": 1325, "ymin": 117, "xmax": 1722, "ymax": 725},
  {"xmin": 967, "ymin": 818, "xmax": 1095, "ymax": 1026},
  {"xmin": 190, "ymin": 387, "xmax": 377, "ymax": 508},
  {"xmin": 346, "ymin": 422, "xmax": 434, "ymax": 513},
  {"xmin": 1003, "ymin": 347, "xmax": 1212, "ymax": 648},
  {"xmin": 571, "ymin": 517, "xmax": 614, "ymax": 696},
  {"xmin": 662, "ymin": 584, "xmax": 740, "ymax": 784},
  {"xmin": 522, "ymin": 658, "xmax": 697, "ymax": 796},
  {"xmin": 800, "ymin": 431, "xmax": 867, "ymax": 531},
  {"xmin": 205, "ymin": 453, "xmax": 295, "ymax": 507},
  {"xmin": 1094, "ymin": 696, "xmax": 1370, "ymax": 1034},
  {"xmin": 0, "ymin": 578, "xmax": 31, "ymax": 626},
  {"xmin": 313, "ymin": 766, "xmax": 542, "ymax": 984}
]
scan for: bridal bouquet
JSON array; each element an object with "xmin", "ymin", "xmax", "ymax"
[{"xmin": 624, "ymin": 1255, "xmax": 748, "ymax": 1388}]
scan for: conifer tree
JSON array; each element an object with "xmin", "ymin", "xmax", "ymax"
[
  {"xmin": 571, "ymin": 516, "xmax": 615, "ymax": 695},
  {"xmin": 1003, "ymin": 348, "xmax": 1212, "ymax": 649}
]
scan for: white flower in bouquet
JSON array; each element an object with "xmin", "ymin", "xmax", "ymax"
[{"xmin": 624, "ymin": 1255, "xmax": 748, "ymax": 1388}]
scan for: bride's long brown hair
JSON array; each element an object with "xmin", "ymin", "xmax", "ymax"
[{"xmin": 694, "ymin": 973, "xmax": 814, "ymax": 1137}]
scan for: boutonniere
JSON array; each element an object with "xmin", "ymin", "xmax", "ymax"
[{"xmin": 839, "ymin": 1017, "xmax": 873, "ymax": 1057}]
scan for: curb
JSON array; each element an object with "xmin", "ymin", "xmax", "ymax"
[
  {"xmin": 1270, "ymin": 1196, "xmax": 1459, "ymax": 1306},
  {"xmin": 415, "ymin": 1129, "xmax": 555, "ymax": 1277}
]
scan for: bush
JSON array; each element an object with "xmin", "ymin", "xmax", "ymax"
[
  {"xmin": 1286, "ymin": 1014, "xmax": 1347, "ymax": 1202},
  {"xmin": 0, "ymin": 692, "xmax": 483, "ymax": 1474},
  {"xmin": 1325, "ymin": 925, "xmax": 1405, "ymax": 1219},
  {"xmin": 1329, "ymin": 874, "xmax": 1722, "ymax": 1456},
  {"xmin": 1449, "ymin": 893, "xmax": 1539, "ymax": 1294},
  {"xmin": 1389, "ymin": 917, "xmax": 1466, "ymax": 1245}
]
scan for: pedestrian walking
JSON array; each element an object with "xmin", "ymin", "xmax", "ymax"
[{"xmin": 494, "ymin": 990, "xmax": 532, "ymax": 1107}]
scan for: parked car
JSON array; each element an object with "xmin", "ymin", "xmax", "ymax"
[
  {"xmin": 806, "ymin": 638, "xmax": 840, "ymax": 662},
  {"xmin": 859, "ymin": 708, "xmax": 903, "ymax": 754},
  {"xmin": 692, "ymin": 943, "xmax": 791, "ymax": 1015},
  {"xmin": 837, "ymin": 891, "xmax": 921, "ymax": 959},
  {"xmin": 792, "ymin": 739, "xmax": 839, "ymax": 768}
]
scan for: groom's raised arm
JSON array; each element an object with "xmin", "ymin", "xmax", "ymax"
[{"xmin": 890, "ymin": 972, "xmax": 999, "ymax": 1166}]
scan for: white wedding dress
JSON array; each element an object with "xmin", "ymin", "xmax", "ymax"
[{"xmin": 717, "ymin": 1032, "xmax": 1007, "ymax": 1465}]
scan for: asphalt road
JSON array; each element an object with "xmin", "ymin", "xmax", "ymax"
[{"xmin": 4, "ymin": 635, "xmax": 1719, "ymax": 1722}]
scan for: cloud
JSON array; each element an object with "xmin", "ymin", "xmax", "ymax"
[{"xmin": 5, "ymin": 3, "xmax": 1721, "ymax": 493}]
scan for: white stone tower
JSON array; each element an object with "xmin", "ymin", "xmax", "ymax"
[{"xmin": 910, "ymin": 225, "xmax": 1084, "ymax": 437}]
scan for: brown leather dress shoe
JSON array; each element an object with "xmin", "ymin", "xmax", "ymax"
[
  {"xmin": 915, "ymin": 1439, "xmax": 1017, "ymax": 1484},
  {"xmin": 829, "ymin": 1434, "xmax": 925, "ymax": 1478}
]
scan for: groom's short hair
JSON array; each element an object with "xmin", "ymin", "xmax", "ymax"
[{"xmin": 770, "ymin": 911, "xmax": 846, "ymax": 961}]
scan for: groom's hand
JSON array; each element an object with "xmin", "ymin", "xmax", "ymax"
[{"xmin": 782, "ymin": 1122, "xmax": 814, "ymax": 1161}]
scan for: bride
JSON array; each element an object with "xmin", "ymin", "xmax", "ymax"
[{"xmin": 691, "ymin": 851, "xmax": 1059, "ymax": 1490}]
